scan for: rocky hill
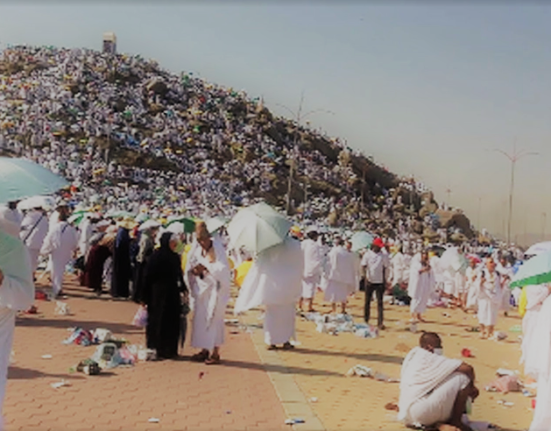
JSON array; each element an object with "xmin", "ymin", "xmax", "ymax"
[{"xmin": 0, "ymin": 45, "xmax": 476, "ymax": 241}]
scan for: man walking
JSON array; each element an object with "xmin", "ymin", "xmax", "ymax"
[{"xmin": 361, "ymin": 238, "xmax": 389, "ymax": 329}]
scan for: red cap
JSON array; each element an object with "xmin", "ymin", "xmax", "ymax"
[{"xmin": 373, "ymin": 238, "xmax": 384, "ymax": 248}]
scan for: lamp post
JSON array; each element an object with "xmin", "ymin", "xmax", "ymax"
[
  {"xmin": 542, "ymin": 212, "xmax": 547, "ymax": 241},
  {"xmin": 491, "ymin": 143, "xmax": 538, "ymax": 245},
  {"xmin": 275, "ymin": 92, "xmax": 335, "ymax": 215}
]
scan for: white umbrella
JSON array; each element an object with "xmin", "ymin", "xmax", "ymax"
[
  {"xmin": 165, "ymin": 222, "xmax": 184, "ymax": 234},
  {"xmin": 138, "ymin": 219, "xmax": 161, "ymax": 231},
  {"xmin": 17, "ymin": 195, "xmax": 56, "ymax": 211},
  {"xmin": 227, "ymin": 202, "xmax": 292, "ymax": 255},
  {"xmin": 525, "ymin": 241, "xmax": 551, "ymax": 256},
  {"xmin": 439, "ymin": 247, "xmax": 468, "ymax": 275},
  {"xmin": 206, "ymin": 216, "xmax": 228, "ymax": 234}
]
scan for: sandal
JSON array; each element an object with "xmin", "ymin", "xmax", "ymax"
[
  {"xmin": 267, "ymin": 345, "xmax": 278, "ymax": 350},
  {"xmin": 282, "ymin": 342, "xmax": 295, "ymax": 350},
  {"xmin": 191, "ymin": 350, "xmax": 209, "ymax": 362},
  {"xmin": 205, "ymin": 354, "xmax": 221, "ymax": 365}
]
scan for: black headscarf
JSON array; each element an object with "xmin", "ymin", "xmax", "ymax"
[{"xmin": 159, "ymin": 232, "xmax": 174, "ymax": 251}]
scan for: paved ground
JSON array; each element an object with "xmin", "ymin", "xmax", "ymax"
[
  {"xmin": 274, "ymin": 293, "xmax": 532, "ymax": 431},
  {"xmin": 5, "ymin": 276, "xmax": 534, "ymax": 431},
  {"xmin": 5, "ymin": 276, "xmax": 287, "ymax": 431}
]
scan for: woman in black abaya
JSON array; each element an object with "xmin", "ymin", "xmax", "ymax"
[
  {"xmin": 142, "ymin": 232, "xmax": 187, "ymax": 360},
  {"xmin": 111, "ymin": 224, "xmax": 132, "ymax": 298}
]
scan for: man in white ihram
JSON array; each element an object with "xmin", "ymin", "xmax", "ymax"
[
  {"xmin": 19, "ymin": 204, "xmax": 49, "ymax": 274},
  {"xmin": 40, "ymin": 212, "xmax": 79, "ymax": 298},
  {"xmin": 408, "ymin": 251, "xmax": 435, "ymax": 324},
  {"xmin": 0, "ymin": 218, "xmax": 35, "ymax": 430},
  {"xmin": 186, "ymin": 221, "xmax": 231, "ymax": 364},
  {"xmin": 322, "ymin": 237, "xmax": 358, "ymax": 314},
  {"xmin": 235, "ymin": 237, "xmax": 304, "ymax": 350},
  {"xmin": 521, "ymin": 285, "xmax": 551, "ymax": 379},
  {"xmin": 0, "ymin": 202, "xmax": 23, "ymax": 238},
  {"xmin": 392, "ymin": 332, "xmax": 479, "ymax": 431},
  {"xmin": 299, "ymin": 228, "xmax": 324, "ymax": 312},
  {"xmin": 476, "ymin": 257, "xmax": 502, "ymax": 340},
  {"xmin": 528, "ymin": 292, "xmax": 551, "ymax": 431}
]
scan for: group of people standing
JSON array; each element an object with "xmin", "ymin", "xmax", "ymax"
[{"xmin": 81, "ymin": 217, "xmax": 233, "ymax": 364}]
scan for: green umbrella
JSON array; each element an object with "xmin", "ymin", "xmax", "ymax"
[
  {"xmin": 350, "ymin": 231, "xmax": 374, "ymax": 252},
  {"xmin": 166, "ymin": 217, "xmax": 196, "ymax": 233},
  {"xmin": 0, "ymin": 157, "xmax": 69, "ymax": 204},
  {"xmin": 510, "ymin": 251, "xmax": 551, "ymax": 288},
  {"xmin": 68, "ymin": 212, "xmax": 88, "ymax": 226},
  {"xmin": 227, "ymin": 202, "xmax": 292, "ymax": 255}
]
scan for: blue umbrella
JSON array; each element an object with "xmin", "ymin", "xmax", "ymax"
[{"xmin": 0, "ymin": 158, "xmax": 69, "ymax": 204}]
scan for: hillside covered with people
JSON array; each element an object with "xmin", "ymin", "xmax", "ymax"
[{"xmin": 0, "ymin": 45, "xmax": 478, "ymax": 243}]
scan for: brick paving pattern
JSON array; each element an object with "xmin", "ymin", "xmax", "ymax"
[{"xmin": 5, "ymin": 276, "xmax": 287, "ymax": 431}]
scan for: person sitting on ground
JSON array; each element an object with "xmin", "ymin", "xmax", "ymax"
[{"xmin": 388, "ymin": 332, "xmax": 479, "ymax": 431}]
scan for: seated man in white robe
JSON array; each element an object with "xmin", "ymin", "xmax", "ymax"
[
  {"xmin": 186, "ymin": 222, "xmax": 231, "ymax": 365},
  {"xmin": 408, "ymin": 251, "xmax": 435, "ymax": 324},
  {"xmin": 235, "ymin": 237, "xmax": 303, "ymax": 350},
  {"xmin": 390, "ymin": 332, "xmax": 479, "ymax": 431},
  {"xmin": 0, "ymin": 222, "xmax": 35, "ymax": 429},
  {"xmin": 323, "ymin": 238, "xmax": 358, "ymax": 314}
]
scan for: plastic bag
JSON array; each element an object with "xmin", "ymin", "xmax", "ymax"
[{"xmin": 132, "ymin": 306, "xmax": 148, "ymax": 327}]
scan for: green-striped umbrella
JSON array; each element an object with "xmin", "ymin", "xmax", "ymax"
[
  {"xmin": 510, "ymin": 251, "xmax": 551, "ymax": 288},
  {"xmin": 166, "ymin": 217, "xmax": 197, "ymax": 234}
]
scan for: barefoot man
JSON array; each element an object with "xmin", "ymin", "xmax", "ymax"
[{"xmin": 390, "ymin": 332, "xmax": 479, "ymax": 431}]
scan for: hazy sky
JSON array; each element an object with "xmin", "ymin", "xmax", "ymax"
[{"xmin": 1, "ymin": 2, "xmax": 550, "ymax": 240}]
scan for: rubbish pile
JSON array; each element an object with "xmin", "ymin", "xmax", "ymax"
[
  {"xmin": 301, "ymin": 312, "xmax": 379, "ymax": 338},
  {"xmin": 485, "ymin": 369, "xmax": 532, "ymax": 395},
  {"xmin": 346, "ymin": 364, "xmax": 399, "ymax": 382},
  {"xmin": 63, "ymin": 327, "xmax": 157, "ymax": 376}
]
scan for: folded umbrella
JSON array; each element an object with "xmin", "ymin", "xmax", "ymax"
[{"xmin": 0, "ymin": 157, "xmax": 69, "ymax": 204}]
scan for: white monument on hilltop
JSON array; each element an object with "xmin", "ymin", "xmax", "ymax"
[{"xmin": 102, "ymin": 32, "xmax": 117, "ymax": 54}]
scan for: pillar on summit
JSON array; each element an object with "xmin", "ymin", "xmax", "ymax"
[{"xmin": 103, "ymin": 32, "xmax": 117, "ymax": 55}]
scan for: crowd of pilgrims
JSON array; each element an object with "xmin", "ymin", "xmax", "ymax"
[
  {"xmin": 0, "ymin": 196, "xmax": 524, "ymax": 360},
  {"xmin": 2, "ymin": 198, "xmax": 543, "ymax": 431}
]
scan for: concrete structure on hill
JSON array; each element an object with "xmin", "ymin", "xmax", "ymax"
[{"xmin": 102, "ymin": 32, "xmax": 117, "ymax": 54}]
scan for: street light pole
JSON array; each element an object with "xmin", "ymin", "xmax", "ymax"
[
  {"xmin": 542, "ymin": 212, "xmax": 547, "ymax": 241},
  {"xmin": 276, "ymin": 93, "xmax": 335, "ymax": 215},
  {"xmin": 492, "ymin": 143, "xmax": 538, "ymax": 245}
]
